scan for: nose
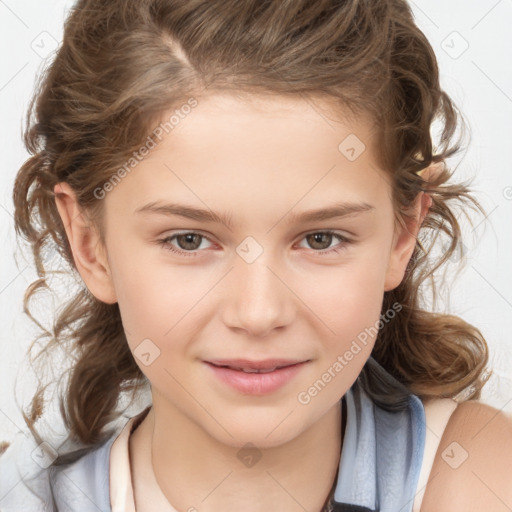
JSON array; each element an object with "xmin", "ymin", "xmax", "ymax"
[{"xmin": 221, "ymin": 250, "xmax": 296, "ymax": 338}]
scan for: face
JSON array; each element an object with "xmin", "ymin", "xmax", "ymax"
[{"xmin": 56, "ymin": 93, "xmax": 420, "ymax": 449}]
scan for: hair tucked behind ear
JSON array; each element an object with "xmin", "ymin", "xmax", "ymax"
[{"xmin": 10, "ymin": 0, "xmax": 490, "ymax": 463}]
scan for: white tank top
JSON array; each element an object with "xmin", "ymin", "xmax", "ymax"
[{"xmin": 412, "ymin": 397, "xmax": 459, "ymax": 511}]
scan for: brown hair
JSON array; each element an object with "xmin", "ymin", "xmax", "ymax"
[{"xmin": 11, "ymin": 0, "xmax": 490, "ymax": 466}]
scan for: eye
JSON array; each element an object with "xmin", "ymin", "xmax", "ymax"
[
  {"xmin": 296, "ymin": 230, "xmax": 352, "ymax": 255},
  {"xmin": 157, "ymin": 231, "xmax": 214, "ymax": 257}
]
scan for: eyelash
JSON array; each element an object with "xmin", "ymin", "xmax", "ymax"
[{"xmin": 156, "ymin": 230, "xmax": 352, "ymax": 258}]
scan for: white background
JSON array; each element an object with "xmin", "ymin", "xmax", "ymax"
[{"xmin": 1, "ymin": 0, "xmax": 511, "ymax": 441}]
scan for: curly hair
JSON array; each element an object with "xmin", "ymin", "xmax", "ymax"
[{"xmin": 11, "ymin": 0, "xmax": 490, "ymax": 466}]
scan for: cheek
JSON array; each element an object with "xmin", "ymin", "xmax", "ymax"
[
  {"xmin": 106, "ymin": 242, "xmax": 206, "ymax": 349},
  {"xmin": 293, "ymin": 259, "xmax": 387, "ymax": 391},
  {"xmin": 297, "ymin": 253, "xmax": 388, "ymax": 338}
]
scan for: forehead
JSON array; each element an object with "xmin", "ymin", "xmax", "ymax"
[
  {"xmin": 104, "ymin": 92, "xmax": 391, "ymax": 225},
  {"xmin": 162, "ymin": 91, "xmax": 375, "ymax": 145}
]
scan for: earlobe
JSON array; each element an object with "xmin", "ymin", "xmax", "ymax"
[{"xmin": 53, "ymin": 182, "xmax": 117, "ymax": 304}]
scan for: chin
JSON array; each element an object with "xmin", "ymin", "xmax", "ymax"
[
  {"xmin": 203, "ymin": 411, "xmax": 312, "ymax": 451},
  {"xmin": 218, "ymin": 428, "xmax": 299, "ymax": 451}
]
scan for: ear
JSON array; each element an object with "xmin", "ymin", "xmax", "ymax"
[
  {"xmin": 384, "ymin": 161, "xmax": 443, "ymax": 291},
  {"xmin": 53, "ymin": 182, "xmax": 117, "ymax": 304},
  {"xmin": 383, "ymin": 191, "xmax": 432, "ymax": 292}
]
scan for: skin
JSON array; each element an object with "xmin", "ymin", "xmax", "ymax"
[
  {"xmin": 54, "ymin": 92, "xmax": 433, "ymax": 511},
  {"xmin": 421, "ymin": 400, "xmax": 512, "ymax": 512}
]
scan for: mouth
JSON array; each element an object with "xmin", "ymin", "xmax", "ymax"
[
  {"xmin": 205, "ymin": 359, "xmax": 309, "ymax": 374},
  {"xmin": 204, "ymin": 358, "xmax": 311, "ymax": 395}
]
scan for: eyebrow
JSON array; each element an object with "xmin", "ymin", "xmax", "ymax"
[{"xmin": 134, "ymin": 201, "xmax": 375, "ymax": 228}]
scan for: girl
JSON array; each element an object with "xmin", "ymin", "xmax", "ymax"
[{"xmin": 1, "ymin": 0, "xmax": 511, "ymax": 511}]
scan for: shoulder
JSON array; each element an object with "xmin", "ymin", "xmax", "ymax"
[{"xmin": 421, "ymin": 399, "xmax": 512, "ymax": 512}]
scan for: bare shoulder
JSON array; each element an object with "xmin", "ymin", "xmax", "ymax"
[{"xmin": 421, "ymin": 399, "xmax": 512, "ymax": 512}]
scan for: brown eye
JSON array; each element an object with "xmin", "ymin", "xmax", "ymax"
[
  {"xmin": 297, "ymin": 231, "xmax": 352, "ymax": 256},
  {"xmin": 174, "ymin": 233, "xmax": 203, "ymax": 250},
  {"xmin": 157, "ymin": 231, "xmax": 213, "ymax": 257},
  {"xmin": 306, "ymin": 232, "xmax": 335, "ymax": 250}
]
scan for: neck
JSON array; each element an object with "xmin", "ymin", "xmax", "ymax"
[{"xmin": 132, "ymin": 395, "xmax": 343, "ymax": 512}]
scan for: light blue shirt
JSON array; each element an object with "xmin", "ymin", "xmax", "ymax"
[{"xmin": 0, "ymin": 356, "xmax": 425, "ymax": 511}]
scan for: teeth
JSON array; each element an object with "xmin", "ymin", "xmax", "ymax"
[
  {"xmin": 214, "ymin": 363, "xmax": 286, "ymax": 373},
  {"xmin": 240, "ymin": 367, "xmax": 277, "ymax": 373}
]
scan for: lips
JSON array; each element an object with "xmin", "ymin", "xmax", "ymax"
[
  {"xmin": 204, "ymin": 359, "xmax": 310, "ymax": 395},
  {"xmin": 206, "ymin": 358, "xmax": 307, "ymax": 373}
]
